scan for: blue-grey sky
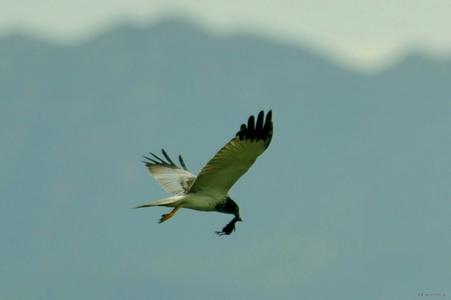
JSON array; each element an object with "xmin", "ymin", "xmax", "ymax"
[
  {"xmin": 1, "ymin": 4, "xmax": 451, "ymax": 299},
  {"xmin": 1, "ymin": 0, "xmax": 451, "ymax": 70}
]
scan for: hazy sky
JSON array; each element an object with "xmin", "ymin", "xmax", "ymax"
[
  {"xmin": 1, "ymin": 2, "xmax": 451, "ymax": 298},
  {"xmin": 1, "ymin": 0, "xmax": 450, "ymax": 70}
]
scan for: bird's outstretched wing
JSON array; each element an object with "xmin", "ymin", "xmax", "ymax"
[
  {"xmin": 144, "ymin": 149, "xmax": 196, "ymax": 194},
  {"xmin": 189, "ymin": 110, "xmax": 273, "ymax": 195}
]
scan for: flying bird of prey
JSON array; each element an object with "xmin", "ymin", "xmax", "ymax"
[{"xmin": 136, "ymin": 110, "xmax": 273, "ymax": 235}]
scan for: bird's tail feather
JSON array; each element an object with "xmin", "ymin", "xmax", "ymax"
[{"xmin": 134, "ymin": 195, "xmax": 186, "ymax": 209}]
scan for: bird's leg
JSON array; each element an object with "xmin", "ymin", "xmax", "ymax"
[{"xmin": 159, "ymin": 206, "xmax": 181, "ymax": 224}]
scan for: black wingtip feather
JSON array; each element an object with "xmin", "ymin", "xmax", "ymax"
[
  {"xmin": 142, "ymin": 155, "xmax": 160, "ymax": 166},
  {"xmin": 256, "ymin": 111, "xmax": 264, "ymax": 130},
  {"xmin": 266, "ymin": 110, "xmax": 272, "ymax": 122},
  {"xmin": 143, "ymin": 149, "xmax": 189, "ymax": 170},
  {"xmin": 150, "ymin": 152, "xmax": 166, "ymax": 164},
  {"xmin": 178, "ymin": 155, "xmax": 188, "ymax": 170},
  {"xmin": 235, "ymin": 110, "xmax": 273, "ymax": 147},
  {"xmin": 247, "ymin": 115, "xmax": 255, "ymax": 136},
  {"xmin": 161, "ymin": 149, "xmax": 175, "ymax": 165}
]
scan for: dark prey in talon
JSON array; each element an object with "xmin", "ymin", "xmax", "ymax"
[
  {"xmin": 135, "ymin": 110, "xmax": 273, "ymax": 235},
  {"xmin": 216, "ymin": 216, "xmax": 242, "ymax": 236}
]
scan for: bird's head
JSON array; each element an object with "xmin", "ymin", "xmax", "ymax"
[
  {"xmin": 217, "ymin": 197, "xmax": 241, "ymax": 220},
  {"xmin": 215, "ymin": 197, "xmax": 242, "ymax": 235}
]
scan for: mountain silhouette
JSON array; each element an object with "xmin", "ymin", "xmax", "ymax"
[{"xmin": 1, "ymin": 18, "xmax": 450, "ymax": 300}]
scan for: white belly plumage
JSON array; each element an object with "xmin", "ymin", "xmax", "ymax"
[{"xmin": 181, "ymin": 193, "xmax": 225, "ymax": 212}]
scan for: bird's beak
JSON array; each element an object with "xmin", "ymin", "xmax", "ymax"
[{"xmin": 235, "ymin": 215, "xmax": 242, "ymax": 222}]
